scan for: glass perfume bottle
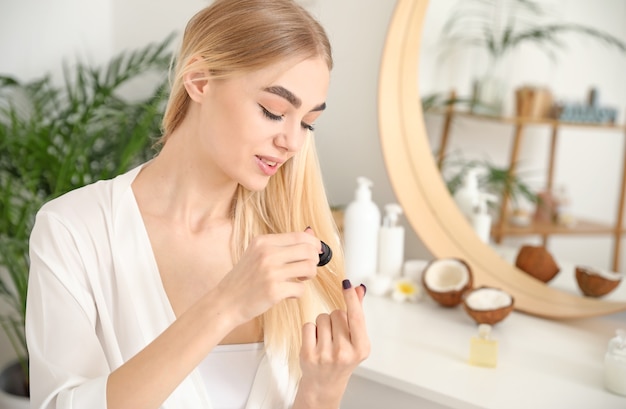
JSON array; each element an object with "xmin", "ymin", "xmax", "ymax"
[{"xmin": 469, "ymin": 324, "xmax": 498, "ymax": 368}]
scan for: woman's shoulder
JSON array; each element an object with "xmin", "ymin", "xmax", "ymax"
[{"xmin": 37, "ymin": 164, "xmax": 143, "ymax": 223}]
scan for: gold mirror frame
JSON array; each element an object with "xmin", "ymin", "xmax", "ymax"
[{"xmin": 378, "ymin": 0, "xmax": 626, "ymax": 318}]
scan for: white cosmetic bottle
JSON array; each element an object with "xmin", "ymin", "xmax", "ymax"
[
  {"xmin": 472, "ymin": 193, "xmax": 497, "ymax": 243},
  {"xmin": 377, "ymin": 203, "xmax": 405, "ymax": 278},
  {"xmin": 343, "ymin": 177, "xmax": 381, "ymax": 283},
  {"xmin": 605, "ymin": 329, "xmax": 626, "ymax": 396},
  {"xmin": 453, "ymin": 168, "xmax": 482, "ymax": 221}
]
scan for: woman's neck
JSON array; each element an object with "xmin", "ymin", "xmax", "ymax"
[{"xmin": 133, "ymin": 133, "xmax": 237, "ymax": 232}]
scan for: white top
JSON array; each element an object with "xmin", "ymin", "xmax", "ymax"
[
  {"xmin": 199, "ymin": 343, "xmax": 265, "ymax": 409},
  {"xmin": 25, "ymin": 165, "xmax": 297, "ymax": 409}
]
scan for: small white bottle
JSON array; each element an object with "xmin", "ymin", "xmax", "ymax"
[
  {"xmin": 605, "ymin": 329, "xmax": 626, "ymax": 396},
  {"xmin": 472, "ymin": 193, "xmax": 497, "ymax": 243},
  {"xmin": 343, "ymin": 177, "xmax": 381, "ymax": 283},
  {"xmin": 453, "ymin": 168, "xmax": 482, "ymax": 221},
  {"xmin": 377, "ymin": 203, "xmax": 405, "ymax": 278}
]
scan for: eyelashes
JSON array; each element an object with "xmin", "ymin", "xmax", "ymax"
[
  {"xmin": 260, "ymin": 105, "xmax": 282, "ymax": 121},
  {"xmin": 259, "ymin": 104, "xmax": 315, "ymax": 132}
]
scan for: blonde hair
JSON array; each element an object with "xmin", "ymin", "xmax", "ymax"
[
  {"xmin": 162, "ymin": 0, "xmax": 332, "ymax": 140},
  {"xmin": 161, "ymin": 0, "xmax": 344, "ymax": 378}
]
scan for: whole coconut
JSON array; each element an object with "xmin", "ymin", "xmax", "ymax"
[{"xmin": 515, "ymin": 245, "xmax": 560, "ymax": 283}]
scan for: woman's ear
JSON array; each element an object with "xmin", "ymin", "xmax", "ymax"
[{"xmin": 183, "ymin": 67, "xmax": 210, "ymax": 102}]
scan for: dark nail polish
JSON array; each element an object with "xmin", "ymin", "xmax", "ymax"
[
  {"xmin": 342, "ymin": 279, "xmax": 352, "ymax": 289},
  {"xmin": 317, "ymin": 240, "xmax": 332, "ymax": 266},
  {"xmin": 360, "ymin": 283, "xmax": 367, "ymax": 295},
  {"xmin": 304, "ymin": 226, "xmax": 312, "ymax": 232}
]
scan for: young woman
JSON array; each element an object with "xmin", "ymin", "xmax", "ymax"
[{"xmin": 25, "ymin": 0, "xmax": 369, "ymax": 408}]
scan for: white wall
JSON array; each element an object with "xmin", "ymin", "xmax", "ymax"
[{"xmin": 0, "ymin": 0, "xmax": 113, "ymax": 81}]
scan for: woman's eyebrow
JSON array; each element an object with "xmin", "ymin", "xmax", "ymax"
[{"xmin": 263, "ymin": 85, "xmax": 326, "ymax": 112}]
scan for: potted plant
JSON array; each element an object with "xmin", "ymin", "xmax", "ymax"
[
  {"xmin": 0, "ymin": 34, "xmax": 174, "ymax": 405},
  {"xmin": 441, "ymin": 152, "xmax": 539, "ymax": 217},
  {"xmin": 420, "ymin": 92, "xmax": 476, "ymax": 113},
  {"xmin": 439, "ymin": 0, "xmax": 626, "ymax": 114}
]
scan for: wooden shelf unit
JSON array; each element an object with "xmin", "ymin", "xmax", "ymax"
[
  {"xmin": 435, "ymin": 106, "xmax": 626, "ymax": 272},
  {"xmin": 494, "ymin": 218, "xmax": 623, "ymax": 237}
]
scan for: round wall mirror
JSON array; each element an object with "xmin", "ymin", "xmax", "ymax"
[{"xmin": 378, "ymin": 0, "xmax": 626, "ymax": 318}]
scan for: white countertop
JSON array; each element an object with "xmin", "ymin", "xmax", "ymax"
[{"xmin": 355, "ymin": 262, "xmax": 626, "ymax": 409}]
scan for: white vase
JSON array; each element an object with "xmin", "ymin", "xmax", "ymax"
[
  {"xmin": 0, "ymin": 362, "xmax": 29, "ymax": 409},
  {"xmin": 473, "ymin": 75, "xmax": 506, "ymax": 116},
  {"xmin": 472, "ymin": 57, "xmax": 508, "ymax": 116}
]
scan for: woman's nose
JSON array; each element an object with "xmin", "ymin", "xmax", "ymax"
[{"xmin": 274, "ymin": 123, "xmax": 307, "ymax": 153}]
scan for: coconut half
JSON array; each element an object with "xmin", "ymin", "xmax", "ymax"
[
  {"xmin": 463, "ymin": 286, "xmax": 514, "ymax": 325},
  {"xmin": 422, "ymin": 258, "xmax": 473, "ymax": 307},
  {"xmin": 514, "ymin": 245, "xmax": 560, "ymax": 283},
  {"xmin": 575, "ymin": 265, "xmax": 623, "ymax": 297}
]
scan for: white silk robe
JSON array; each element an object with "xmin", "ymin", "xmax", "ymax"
[{"xmin": 25, "ymin": 165, "xmax": 297, "ymax": 409}]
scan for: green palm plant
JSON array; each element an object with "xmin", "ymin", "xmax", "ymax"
[
  {"xmin": 440, "ymin": 0, "xmax": 626, "ymax": 114},
  {"xmin": 420, "ymin": 92, "xmax": 477, "ymax": 112},
  {"xmin": 0, "ymin": 33, "xmax": 174, "ymax": 395},
  {"xmin": 441, "ymin": 152, "xmax": 539, "ymax": 209},
  {"xmin": 441, "ymin": 0, "xmax": 626, "ymax": 64}
]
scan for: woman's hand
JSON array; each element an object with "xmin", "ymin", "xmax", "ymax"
[
  {"xmin": 215, "ymin": 231, "xmax": 322, "ymax": 325},
  {"xmin": 295, "ymin": 280, "xmax": 370, "ymax": 408}
]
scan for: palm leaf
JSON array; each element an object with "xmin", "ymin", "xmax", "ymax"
[
  {"xmin": 0, "ymin": 33, "xmax": 176, "ymax": 381},
  {"xmin": 440, "ymin": 0, "xmax": 626, "ymax": 62}
]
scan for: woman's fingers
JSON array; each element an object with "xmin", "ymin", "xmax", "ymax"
[
  {"xmin": 355, "ymin": 283, "xmax": 366, "ymax": 303},
  {"xmin": 315, "ymin": 313, "xmax": 333, "ymax": 350},
  {"xmin": 298, "ymin": 279, "xmax": 370, "ymax": 402},
  {"xmin": 341, "ymin": 279, "xmax": 370, "ymax": 354},
  {"xmin": 303, "ymin": 279, "xmax": 370, "ymax": 355},
  {"xmin": 247, "ymin": 232, "xmax": 320, "ymax": 281},
  {"xmin": 302, "ymin": 322, "xmax": 317, "ymax": 351},
  {"xmin": 303, "ymin": 226, "xmax": 322, "ymax": 252},
  {"xmin": 220, "ymin": 231, "xmax": 323, "ymax": 323},
  {"xmin": 329, "ymin": 309, "xmax": 350, "ymax": 345}
]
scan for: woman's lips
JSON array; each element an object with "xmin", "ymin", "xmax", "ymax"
[{"xmin": 255, "ymin": 155, "xmax": 282, "ymax": 176}]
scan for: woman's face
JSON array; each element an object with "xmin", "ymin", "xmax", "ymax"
[{"xmin": 196, "ymin": 56, "xmax": 330, "ymax": 191}]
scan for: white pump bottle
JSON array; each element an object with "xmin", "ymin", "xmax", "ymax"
[
  {"xmin": 343, "ymin": 177, "xmax": 381, "ymax": 283},
  {"xmin": 472, "ymin": 193, "xmax": 497, "ymax": 243},
  {"xmin": 377, "ymin": 203, "xmax": 405, "ymax": 278},
  {"xmin": 453, "ymin": 168, "xmax": 482, "ymax": 221}
]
